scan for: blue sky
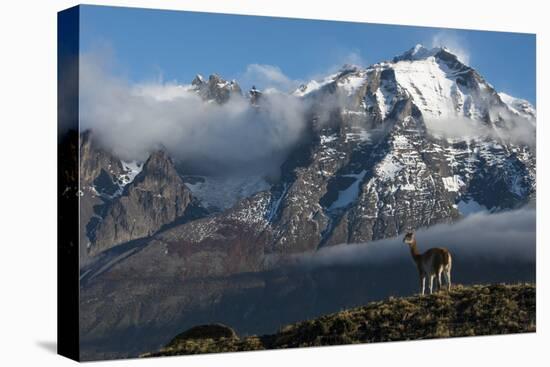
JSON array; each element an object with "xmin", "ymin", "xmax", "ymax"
[{"xmin": 79, "ymin": 5, "xmax": 536, "ymax": 104}]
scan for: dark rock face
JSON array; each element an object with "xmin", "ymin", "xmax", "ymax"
[
  {"xmin": 249, "ymin": 86, "xmax": 262, "ymax": 106},
  {"xmin": 79, "ymin": 130, "xmax": 125, "ymax": 196},
  {"xmin": 265, "ymin": 100, "xmax": 456, "ymax": 252},
  {"xmin": 89, "ymin": 151, "xmax": 192, "ymax": 255},
  {"xmin": 79, "ymin": 130, "xmax": 130, "ymax": 264}
]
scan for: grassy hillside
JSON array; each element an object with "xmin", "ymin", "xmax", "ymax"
[{"xmin": 143, "ymin": 283, "xmax": 535, "ymax": 357}]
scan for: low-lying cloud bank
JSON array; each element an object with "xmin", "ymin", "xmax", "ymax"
[
  {"xmin": 294, "ymin": 207, "xmax": 535, "ymax": 269},
  {"xmin": 425, "ymin": 112, "xmax": 536, "ymax": 147}
]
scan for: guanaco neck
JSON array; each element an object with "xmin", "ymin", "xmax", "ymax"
[{"xmin": 409, "ymin": 239, "xmax": 422, "ymax": 263}]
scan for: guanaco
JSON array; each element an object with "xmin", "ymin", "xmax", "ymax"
[{"xmin": 403, "ymin": 231, "xmax": 452, "ymax": 295}]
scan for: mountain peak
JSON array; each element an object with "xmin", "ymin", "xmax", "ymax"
[
  {"xmin": 393, "ymin": 44, "xmax": 444, "ymax": 62},
  {"xmin": 208, "ymin": 73, "xmax": 223, "ymax": 83},
  {"xmin": 191, "ymin": 73, "xmax": 242, "ymax": 103},
  {"xmin": 141, "ymin": 150, "xmax": 176, "ymax": 177},
  {"xmin": 338, "ymin": 63, "xmax": 361, "ymax": 74},
  {"xmin": 249, "ymin": 85, "xmax": 262, "ymax": 103},
  {"xmin": 392, "ymin": 44, "xmax": 464, "ymax": 64},
  {"xmin": 191, "ymin": 74, "xmax": 205, "ymax": 86}
]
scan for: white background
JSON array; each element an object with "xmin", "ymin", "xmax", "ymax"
[{"xmin": 0, "ymin": 0, "xmax": 548, "ymax": 365}]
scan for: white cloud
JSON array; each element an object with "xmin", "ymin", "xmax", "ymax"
[
  {"xmin": 340, "ymin": 50, "xmax": 365, "ymax": 67},
  {"xmin": 293, "ymin": 207, "xmax": 535, "ymax": 269},
  {"xmin": 424, "ymin": 108, "xmax": 535, "ymax": 146},
  {"xmin": 240, "ymin": 64, "xmax": 301, "ymax": 92},
  {"xmin": 239, "ymin": 50, "xmax": 365, "ymax": 94},
  {"xmin": 431, "ymin": 31, "xmax": 471, "ymax": 65},
  {"xmin": 313, "ymin": 50, "xmax": 366, "ymax": 78},
  {"xmin": 79, "ymin": 52, "xmax": 308, "ymax": 177},
  {"xmin": 132, "ymin": 82, "xmax": 191, "ymax": 101}
]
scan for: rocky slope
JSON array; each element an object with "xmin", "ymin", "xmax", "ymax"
[
  {"xmin": 143, "ymin": 283, "xmax": 535, "ymax": 356},
  {"xmin": 79, "ymin": 73, "xmax": 246, "ymax": 258},
  {"xmin": 79, "ymin": 131, "xmax": 139, "ymax": 263},
  {"xmin": 266, "ymin": 46, "xmax": 535, "ymax": 251},
  {"xmin": 89, "ymin": 151, "xmax": 194, "ymax": 254}
]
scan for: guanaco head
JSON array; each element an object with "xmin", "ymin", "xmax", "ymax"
[{"xmin": 403, "ymin": 231, "xmax": 415, "ymax": 245}]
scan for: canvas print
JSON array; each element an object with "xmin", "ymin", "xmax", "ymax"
[{"xmin": 58, "ymin": 5, "xmax": 536, "ymax": 361}]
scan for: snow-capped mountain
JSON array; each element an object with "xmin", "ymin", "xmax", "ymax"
[
  {"xmin": 79, "ymin": 44, "xmax": 536, "ymax": 258},
  {"xmin": 262, "ymin": 44, "xmax": 535, "ymax": 250},
  {"xmin": 296, "ymin": 45, "xmax": 535, "ymax": 127}
]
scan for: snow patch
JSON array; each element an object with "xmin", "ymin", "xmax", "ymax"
[
  {"xmin": 184, "ymin": 175, "xmax": 270, "ymax": 211},
  {"xmin": 392, "ymin": 58, "xmax": 456, "ymax": 119},
  {"xmin": 320, "ymin": 134, "xmax": 338, "ymax": 144},
  {"xmin": 400, "ymin": 183, "xmax": 416, "ymax": 191},
  {"xmin": 375, "ymin": 88, "xmax": 388, "ymax": 118},
  {"xmin": 120, "ymin": 160, "xmax": 143, "ymax": 186},
  {"xmin": 267, "ymin": 183, "xmax": 289, "ymax": 222},
  {"xmin": 293, "ymin": 73, "xmax": 337, "ymax": 97},
  {"xmin": 376, "ymin": 155, "xmax": 404, "ymax": 180},
  {"xmin": 441, "ymin": 175, "xmax": 464, "ymax": 192},
  {"xmin": 338, "ymin": 74, "xmax": 366, "ymax": 96},
  {"xmin": 508, "ymin": 175, "xmax": 525, "ymax": 197},
  {"xmin": 345, "ymin": 129, "xmax": 370, "ymax": 143},
  {"xmin": 329, "ymin": 171, "xmax": 366, "ymax": 210}
]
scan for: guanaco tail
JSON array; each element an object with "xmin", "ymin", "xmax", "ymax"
[{"xmin": 403, "ymin": 231, "xmax": 452, "ymax": 295}]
